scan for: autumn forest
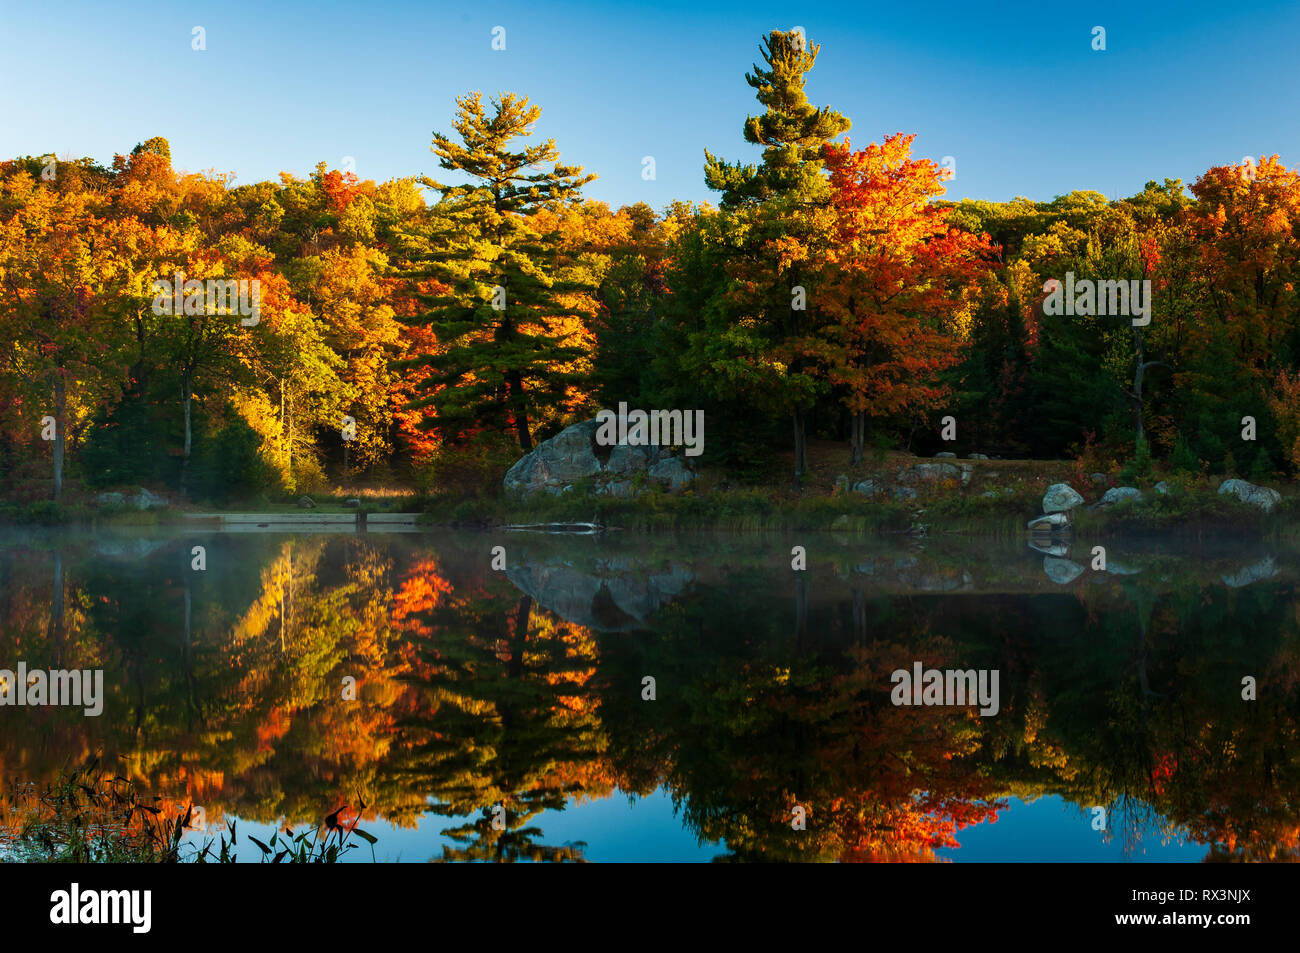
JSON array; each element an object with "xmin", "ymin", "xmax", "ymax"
[
  {"xmin": 4, "ymin": 29, "xmax": 1300, "ymax": 508},
  {"xmin": 2, "ymin": 17, "xmax": 1299, "ymax": 880}
]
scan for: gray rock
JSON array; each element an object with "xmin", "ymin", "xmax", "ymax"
[
  {"xmin": 834, "ymin": 474, "xmax": 850, "ymax": 494},
  {"xmin": 1218, "ymin": 479, "xmax": 1281, "ymax": 513},
  {"xmin": 503, "ymin": 418, "xmax": 698, "ymax": 497},
  {"xmin": 503, "ymin": 420, "xmax": 604, "ymax": 496},
  {"xmin": 1043, "ymin": 556, "xmax": 1085, "ymax": 585},
  {"xmin": 343, "ymin": 497, "xmax": 362, "ymax": 508},
  {"xmin": 649, "ymin": 456, "xmax": 694, "ymax": 491},
  {"xmin": 968, "ymin": 453, "xmax": 989, "ymax": 460},
  {"xmin": 606, "ymin": 442, "xmax": 660, "ymax": 474},
  {"xmin": 133, "ymin": 487, "xmax": 164, "ymax": 510},
  {"xmin": 1154, "ymin": 481, "xmax": 1170, "ymax": 495},
  {"xmin": 1043, "ymin": 483, "xmax": 1084, "ymax": 514},
  {"xmin": 935, "ymin": 451, "xmax": 957, "ymax": 458},
  {"xmin": 960, "ymin": 464, "xmax": 973, "ymax": 486},
  {"xmin": 901, "ymin": 463, "xmax": 960, "ymax": 482},
  {"xmin": 893, "ymin": 486, "xmax": 917, "ymax": 500},
  {"xmin": 298, "ymin": 496, "xmax": 316, "ymax": 509},
  {"xmin": 96, "ymin": 491, "xmax": 125, "ymax": 507},
  {"xmin": 981, "ymin": 490, "xmax": 999, "ymax": 499},
  {"xmin": 1090, "ymin": 473, "xmax": 1107, "ymax": 485},
  {"xmin": 852, "ymin": 479, "xmax": 881, "ymax": 497},
  {"xmin": 1100, "ymin": 486, "xmax": 1143, "ymax": 506}
]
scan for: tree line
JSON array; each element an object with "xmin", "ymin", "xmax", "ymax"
[{"xmin": 3, "ymin": 28, "xmax": 1299, "ymax": 502}]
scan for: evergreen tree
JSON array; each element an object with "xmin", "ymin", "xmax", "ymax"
[
  {"xmin": 402, "ymin": 93, "xmax": 596, "ymax": 452},
  {"xmin": 700, "ymin": 29, "xmax": 850, "ymax": 487}
]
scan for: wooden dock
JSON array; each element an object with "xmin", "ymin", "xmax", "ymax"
[{"xmin": 182, "ymin": 512, "xmax": 423, "ymax": 531}]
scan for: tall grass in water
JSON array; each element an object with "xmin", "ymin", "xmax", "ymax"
[{"xmin": 0, "ymin": 760, "xmax": 376, "ymax": 863}]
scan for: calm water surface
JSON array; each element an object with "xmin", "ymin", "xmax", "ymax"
[{"xmin": 0, "ymin": 526, "xmax": 1295, "ymax": 862}]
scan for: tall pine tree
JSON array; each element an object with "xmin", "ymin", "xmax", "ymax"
[
  {"xmin": 403, "ymin": 92, "xmax": 596, "ymax": 452},
  {"xmin": 700, "ymin": 29, "xmax": 850, "ymax": 488}
]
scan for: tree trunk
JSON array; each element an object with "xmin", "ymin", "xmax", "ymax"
[
  {"xmin": 850, "ymin": 410, "xmax": 865, "ymax": 466},
  {"xmin": 279, "ymin": 379, "xmax": 285, "ymax": 457},
  {"xmin": 508, "ymin": 372, "xmax": 532, "ymax": 452},
  {"xmin": 287, "ymin": 391, "xmax": 294, "ymax": 484}
]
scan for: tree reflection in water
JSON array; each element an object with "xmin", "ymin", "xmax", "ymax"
[{"xmin": 0, "ymin": 530, "xmax": 1297, "ymax": 862}]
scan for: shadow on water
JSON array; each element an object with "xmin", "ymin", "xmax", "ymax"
[{"xmin": 1, "ymin": 526, "xmax": 1298, "ymax": 861}]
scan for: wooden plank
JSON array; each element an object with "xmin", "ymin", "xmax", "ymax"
[{"xmin": 220, "ymin": 513, "xmax": 357, "ymax": 524}]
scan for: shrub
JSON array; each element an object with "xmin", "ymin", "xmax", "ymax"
[
  {"xmin": 1169, "ymin": 435, "xmax": 1199, "ymax": 474},
  {"xmin": 188, "ymin": 418, "xmax": 278, "ymax": 504},
  {"xmin": 420, "ymin": 431, "xmax": 521, "ymax": 499},
  {"xmin": 1120, "ymin": 434, "xmax": 1154, "ymax": 485}
]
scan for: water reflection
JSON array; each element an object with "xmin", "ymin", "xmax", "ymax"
[{"xmin": 0, "ymin": 528, "xmax": 1297, "ymax": 862}]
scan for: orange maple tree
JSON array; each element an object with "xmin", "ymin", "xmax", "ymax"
[{"xmin": 814, "ymin": 134, "xmax": 997, "ymax": 462}]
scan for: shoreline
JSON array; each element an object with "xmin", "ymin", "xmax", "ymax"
[{"xmin": 3, "ymin": 476, "xmax": 1297, "ymax": 537}]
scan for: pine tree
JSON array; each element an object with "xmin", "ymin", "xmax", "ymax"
[
  {"xmin": 402, "ymin": 92, "xmax": 596, "ymax": 452},
  {"xmin": 700, "ymin": 30, "xmax": 850, "ymax": 488}
]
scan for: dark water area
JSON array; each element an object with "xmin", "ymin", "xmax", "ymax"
[{"xmin": 0, "ymin": 526, "xmax": 1296, "ymax": 862}]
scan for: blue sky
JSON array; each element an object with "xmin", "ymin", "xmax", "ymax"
[{"xmin": 3, "ymin": 0, "xmax": 1299, "ymax": 211}]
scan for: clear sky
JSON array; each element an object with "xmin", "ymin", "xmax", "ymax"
[{"xmin": 3, "ymin": 0, "xmax": 1299, "ymax": 211}]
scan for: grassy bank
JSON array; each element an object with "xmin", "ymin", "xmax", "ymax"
[
  {"xmin": 419, "ymin": 480, "xmax": 1300, "ymax": 537},
  {"xmin": 421, "ymin": 484, "xmax": 1038, "ymax": 534},
  {"xmin": 0, "ymin": 500, "xmax": 185, "ymax": 527}
]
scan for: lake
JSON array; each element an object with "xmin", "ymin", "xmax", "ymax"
[{"xmin": 0, "ymin": 525, "xmax": 1295, "ymax": 862}]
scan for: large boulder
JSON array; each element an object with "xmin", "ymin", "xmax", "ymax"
[
  {"xmin": 898, "ymin": 462, "xmax": 960, "ymax": 483},
  {"xmin": 504, "ymin": 420, "xmax": 603, "ymax": 495},
  {"xmin": 854, "ymin": 480, "xmax": 882, "ymax": 497},
  {"xmin": 649, "ymin": 456, "xmax": 693, "ymax": 491},
  {"xmin": 606, "ymin": 442, "xmax": 664, "ymax": 475},
  {"xmin": 1099, "ymin": 486, "xmax": 1143, "ymax": 506},
  {"xmin": 1043, "ymin": 483, "xmax": 1084, "ymax": 514},
  {"xmin": 503, "ymin": 419, "xmax": 694, "ymax": 498},
  {"xmin": 1218, "ymin": 479, "xmax": 1281, "ymax": 513}
]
